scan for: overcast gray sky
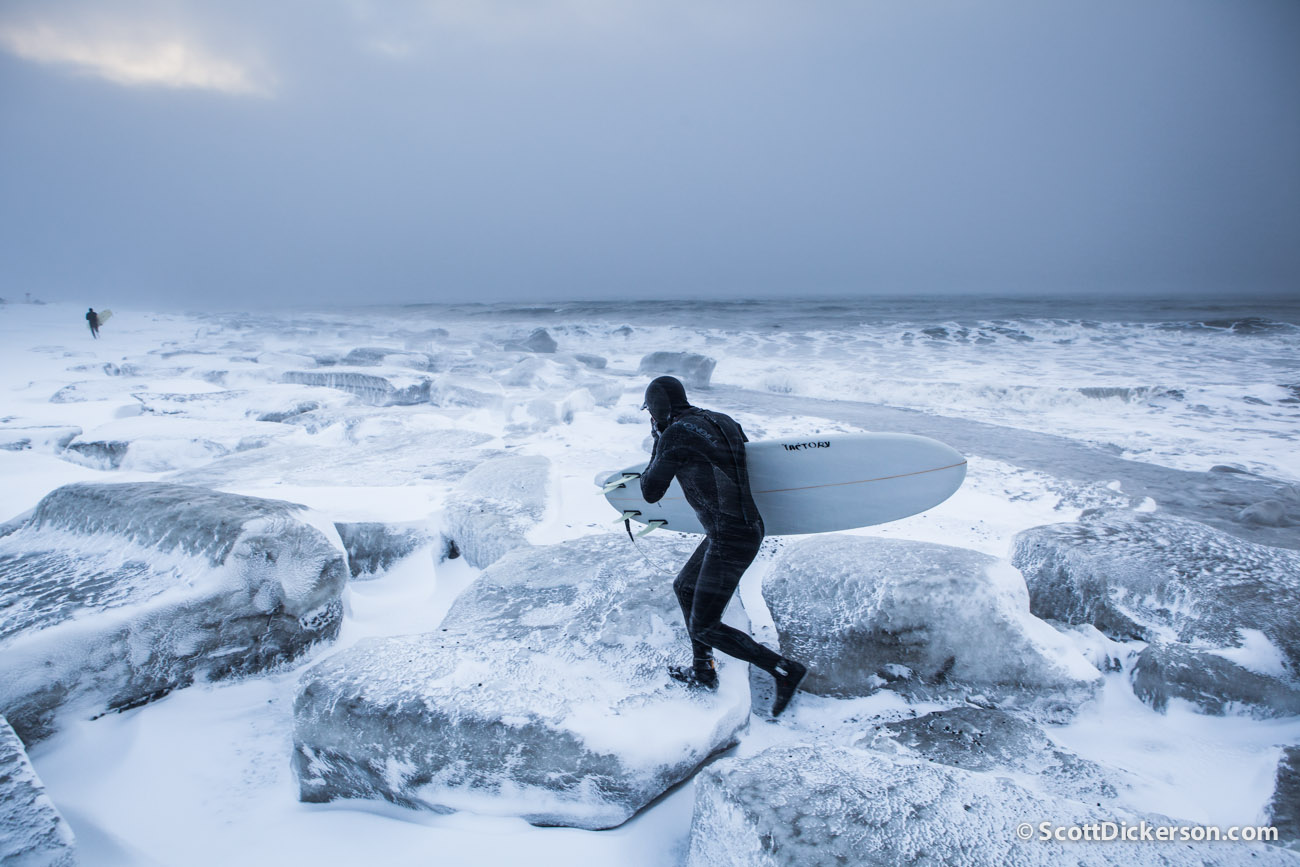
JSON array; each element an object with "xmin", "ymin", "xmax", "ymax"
[{"xmin": 2, "ymin": 0, "xmax": 1297, "ymax": 308}]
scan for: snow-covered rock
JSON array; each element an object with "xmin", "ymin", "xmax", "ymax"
[
  {"xmin": 49, "ymin": 380, "xmax": 141, "ymax": 403},
  {"xmin": 0, "ymin": 715, "xmax": 76, "ymax": 866},
  {"xmin": 292, "ymin": 533, "xmax": 749, "ymax": 830},
  {"xmin": 61, "ymin": 416, "xmax": 294, "ymax": 472},
  {"xmin": 686, "ymin": 745, "xmax": 1295, "ymax": 866},
  {"xmin": 1267, "ymin": 746, "xmax": 1300, "ymax": 851},
  {"xmin": 283, "ymin": 369, "xmax": 432, "ymax": 405},
  {"xmin": 861, "ymin": 706, "xmax": 1122, "ymax": 804},
  {"xmin": 334, "ymin": 521, "xmax": 434, "ymax": 579},
  {"xmin": 574, "ymin": 353, "xmax": 607, "ymax": 369},
  {"xmin": 504, "ymin": 327, "xmax": 558, "ymax": 353},
  {"xmin": 1011, "ymin": 511, "xmax": 1300, "ymax": 674},
  {"xmin": 169, "ymin": 427, "xmax": 498, "ymax": 488},
  {"xmin": 0, "ymin": 425, "xmax": 81, "ymax": 453},
  {"xmin": 441, "ymin": 455, "xmax": 549, "ymax": 568},
  {"xmin": 1130, "ymin": 642, "xmax": 1300, "ymax": 718},
  {"xmin": 762, "ymin": 535, "xmax": 1100, "ymax": 707},
  {"xmin": 430, "ymin": 373, "xmax": 505, "ymax": 409},
  {"xmin": 0, "ymin": 483, "xmax": 348, "ymax": 743},
  {"xmin": 341, "ymin": 347, "xmax": 431, "ymax": 370},
  {"xmin": 62, "ymin": 439, "xmax": 130, "ymax": 470},
  {"xmin": 637, "ymin": 352, "xmax": 716, "ymax": 389}
]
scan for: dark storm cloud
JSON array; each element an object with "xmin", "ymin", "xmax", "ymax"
[{"xmin": 2, "ymin": 0, "xmax": 1297, "ymax": 308}]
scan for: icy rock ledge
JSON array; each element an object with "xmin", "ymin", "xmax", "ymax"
[
  {"xmin": 686, "ymin": 745, "xmax": 1297, "ymax": 867},
  {"xmin": 292, "ymin": 533, "xmax": 750, "ymax": 830},
  {"xmin": 0, "ymin": 715, "xmax": 77, "ymax": 867},
  {"xmin": 1012, "ymin": 510, "xmax": 1300, "ymax": 715},
  {"xmin": 0, "ymin": 483, "xmax": 348, "ymax": 743},
  {"xmin": 441, "ymin": 455, "xmax": 549, "ymax": 568},
  {"xmin": 762, "ymin": 535, "xmax": 1100, "ymax": 713}
]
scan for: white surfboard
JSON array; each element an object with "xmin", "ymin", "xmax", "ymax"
[
  {"xmin": 97, "ymin": 309, "xmax": 113, "ymax": 324},
  {"xmin": 602, "ymin": 433, "xmax": 966, "ymax": 536}
]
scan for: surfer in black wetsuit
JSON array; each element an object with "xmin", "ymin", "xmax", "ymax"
[
  {"xmin": 86, "ymin": 308, "xmax": 100, "ymax": 339},
  {"xmin": 639, "ymin": 375, "xmax": 807, "ymax": 716}
]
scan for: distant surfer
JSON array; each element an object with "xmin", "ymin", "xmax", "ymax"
[
  {"xmin": 639, "ymin": 375, "xmax": 807, "ymax": 716},
  {"xmin": 86, "ymin": 307, "xmax": 100, "ymax": 339}
]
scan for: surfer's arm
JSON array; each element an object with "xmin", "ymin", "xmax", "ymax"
[{"xmin": 641, "ymin": 433, "xmax": 686, "ymax": 504}]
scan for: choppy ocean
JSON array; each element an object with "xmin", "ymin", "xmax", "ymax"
[{"xmin": 363, "ymin": 295, "xmax": 1298, "ymax": 482}]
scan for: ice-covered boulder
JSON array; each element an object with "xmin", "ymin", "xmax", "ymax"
[
  {"xmin": 1267, "ymin": 746, "xmax": 1300, "ymax": 851},
  {"xmin": 1130, "ymin": 642, "xmax": 1300, "ymax": 718},
  {"xmin": 574, "ymin": 353, "xmax": 607, "ymax": 369},
  {"xmin": 49, "ymin": 380, "xmax": 140, "ymax": 403},
  {"xmin": 0, "ymin": 483, "xmax": 348, "ymax": 743},
  {"xmin": 686, "ymin": 745, "xmax": 1294, "ymax": 867},
  {"xmin": 0, "ymin": 425, "xmax": 81, "ymax": 453},
  {"xmin": 504, "ymin": 327, "xmax": 558, "ymax": 353},
  {"xmin": 637, "ymin": 352, "xmax": 716, "ymax": 389},
  {"xmin": 762, "ymin": 535, "xmax": 1099, "ymax": 707},
  {"xmin": 283, "ymin": 369, "xmax": 432, "ymax": 405},
  {"xmin": 441, "ymin": 455, "xmax": 549, "ymax": 568},
  {"xmin": 341, "ymin": 347, "xmax": 431, "ymax": 370},
  {"xmin": 0, "ymin": 715, "xmax": 76, "ymax": 867},
  {"xmin": 430, "ymin": 373, "xmax": 505, "ymax": 409},
  {"xmin": 1011, "ymin": 510, "xmax": 1300, "ymax": 674},
  {"xmin": 62, "ymin": 439, "xmax": 130, "ymax": 470},
  {"xmin": 61, "ymin": 417, "xmax": 291, "ymax": 473},
  {"xmin": 334, "ymin": 521, "xmax": 434, "ymax": 579},
  {"xmin": 292, "ymin": 533, "xmax": 749, "ymax": 830},
  {"xmin": 861, "ymin": 706, "xmax": 1121, "ymax": 804}
]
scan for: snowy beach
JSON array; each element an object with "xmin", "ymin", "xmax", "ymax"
[{"xmin": 2, "ymin": 296, "xmax": 1299, "ymax": 865}]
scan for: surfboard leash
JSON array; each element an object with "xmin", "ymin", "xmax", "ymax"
[{"xmin": 622, "ymin": 517, "xmax": 679, "ymax": 575}]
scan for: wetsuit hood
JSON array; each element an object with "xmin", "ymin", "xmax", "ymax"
[{"xmin": 643, "ymin": 376, "xmax": 691, "ymax": 427}]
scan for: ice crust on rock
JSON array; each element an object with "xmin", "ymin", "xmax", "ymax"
[
  {"xmin": 334, "ymin": 521, "xmax": 434, "ymax": 579},
  {"xmin": 686, "ymin": 745, "xmax": 1296, "ymax": 867},
  {"xmin": 1267, "ymin": 746, "xmax": 1300, "ymax": 851},
  {"xmin": 862, "ymin": 706, "xmax": 1123, "ymax": 804},
  {"xmin": 504, "ymin": 327, "xmax": 558, "ymax": 353},
  {"xmin": 0, "ymin": 715, "xmax": 77, "ymax": 867},
  {"xmin": 292, "ymin": 533, "xmax": 750, "ymax": 830},
  {"xmin": 283, "ymin": 369, "xmax": 432, "ymax": 405},
  {"xmin": 637, "ymin": 352, "xmax": 717, "ymax": 389},
  {"xmin": 0, "ymin": 483, "xmax": 348, "ymax": 743},
  {"xmin": 171, "ymin": 425, "xmax": 497, "ymax": 488},
  {"xmin": 1011, "ymin": 510, "xmax": 1300, "ymax": 675},
  {"xmin": 1130, "ymin": 642, "xmax": 1300, "ymax": 718},
  {"xmin": 762, "ymin": 535, "xmax": 1099, "ymax": 706},
  {"xmin": 441, "ymin": 455, "xmax": 549, "ymax": 568},
  {"xmin": 0, "ymin": 425, "xmax": 81, "ymax": 453}
]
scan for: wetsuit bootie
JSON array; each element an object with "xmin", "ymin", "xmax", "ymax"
[
  {"xmin": 669, "ymin": 658, "xmax": 718, "ymax": 690},
  {"xmin": 770, "ymin": 658, "xmax": 806, "ymax": 717}
]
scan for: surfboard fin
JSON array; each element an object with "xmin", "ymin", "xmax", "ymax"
[
  {"xmin": 602, "ymin": 472, "xmax": 641, "ymax": 493},
  {"xmin": 635, "ymin": 519, "xmax": 668, "ymax": 538},
  {"xmin": 614, "ymin": 510, "xmax": 641, "ymax": 524}
]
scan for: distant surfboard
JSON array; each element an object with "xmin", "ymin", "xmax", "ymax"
[
  {"xmin": 603, "ymin": 433, "xmax": 967, "ymax": 536},
  {"xmin": 97, "ymin": 309, "xmax": 113, "ymax": 325}
]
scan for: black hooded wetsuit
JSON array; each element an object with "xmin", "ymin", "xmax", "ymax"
[{"xmin": 640, "ymin": 398, "xmax": 783, "ymax": 675}]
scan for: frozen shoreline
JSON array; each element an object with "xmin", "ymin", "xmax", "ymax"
[{"xmin": 2, "ymin": 299, "xmax": 1297, "ymax": 865}]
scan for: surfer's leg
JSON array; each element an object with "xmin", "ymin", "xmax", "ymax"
[
  {"xmin": 672, "ymin": 538, "xmax": 711, "ymax": 665},
  {"xmin": 687, "ymin": 531, "xmax": 783, "ymax": 673}
]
